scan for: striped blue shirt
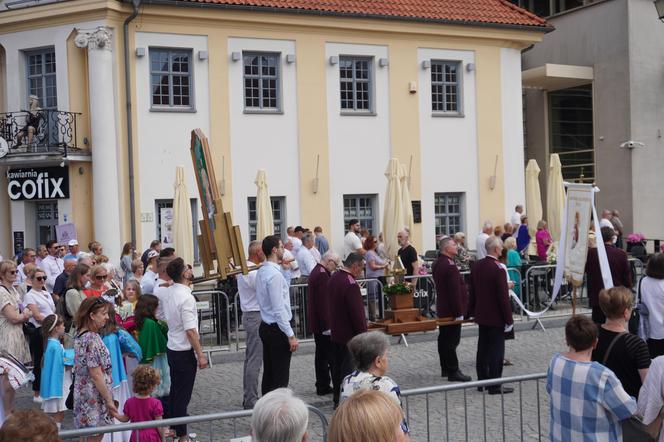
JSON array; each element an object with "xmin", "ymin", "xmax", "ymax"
[{"xmin": 547, "ymin": 353, "xmax": 636, "ymax": 441}]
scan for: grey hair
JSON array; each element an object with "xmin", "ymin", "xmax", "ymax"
[
  {"xmin": 322, "ymin": 251, "xmax": 341, "ymax": 267},
  {"xmin": 439, "ymin": 236, "xmax": 455, "ymax": 251},
  {"xmin": 483, "ymin": 220, "xmax": 493, "ymax": 231},
  {"xmin": 251, "ymin": 388, "xmax": 308, "ymax": 442},
  {"xmin": 302, "ymin": 233, "xmax": 315, "ymax": 245},
  {"xmin": 248, "ymin": 240, "xmax": 262, "ymax": 256},
  {"xmin": 453, "ymin": 232, "xmax": 465, "ymax": 241},
  {"xmin": 347, "ymin": 331, "xmax": 390, "ymax": 372},
  {"xmin": 504, "ymin": 237, "xmax": 517, "ymax": 250},
  {"xmin": 485, "ymin": 236, "xmax": 503, "ymax": 254}
]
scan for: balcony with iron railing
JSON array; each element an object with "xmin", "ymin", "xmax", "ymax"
[{"xmin": 0, "ymin": 109, "xmax": 84, "ymax": 162}]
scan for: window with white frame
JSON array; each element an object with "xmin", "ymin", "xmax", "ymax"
[
  {"xmin": 343, "ymin": 195, "xmax": 377, "ymax": 235},
  {"xmin": 339, "ymin": 56, "xmax": 373, "ymax": 112},
  {"xmin": 26, "ymin": 48, "xmax": 57, "ymax": 108},
  {"xmin": 243, "ymin": 52, "xmax": 281, "ymax": 112},
  {"xmin": 150, "ymin": 49, "xmax": 193, "ymax": 110},
  {"xmin": 155, "ymin": 199, "xmax": 199, "ymax": 263},
  {"xmin": 431, "ymin": 61, "xmax": 462, "ymax": 115},
  {"xmin": 248, "ymin": 196, "xmax": 286, "ymax": 241},
  {"xmin": 434, "ymin": 193, "xmax": 464, "ymax": 237}
]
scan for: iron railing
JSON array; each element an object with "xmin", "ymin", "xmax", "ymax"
[{"xmin": 0, "ymin": 109, "xmax": 81, "ymax": 157}]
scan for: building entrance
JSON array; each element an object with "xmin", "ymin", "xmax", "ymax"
[{"xmin": 36, "ymin": 201, "xmax": 58, "ymax": 246}]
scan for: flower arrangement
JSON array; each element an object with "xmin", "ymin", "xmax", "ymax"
[
  {"xmin": 383, "ymin": 282, "xmax": 413, "ymax": 295},
  {"xmin": 627, "ymin": 233, "xmax": 645, "ymax": 244}
]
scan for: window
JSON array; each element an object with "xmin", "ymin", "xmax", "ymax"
[
  {"xmin": 248, "ymin": 196, "xmax": 286, "ymax": 241},
  {"xmin": 339, "ymin": 56, "xmax": 373, "ymax": 113},
  {"xmin": 431, "ymin": 61, "xmax": 461, "ymax": 115},
  {"xmin": 243, "ymin": 52, "xmax": 281, "ymax": 112},
  {"xmin": 549, "ymin": 84, "xmax": 594, "ymax": 183},
  {"xmin": 150, "ymin": 49, "xmax": 193, "ymax": 109},
  {"xmin": 155, "ymin": 199, "xmax": 200, "ymax": 263},
  {"xmin": 343, "ymin": 195, "xmax": 377, "ymax": 235},
  {"xmin": 508, "ymin": 0, "xmax": 589, "ymax": 16},
  {"xmin": 434, "ymin": 193, "xmax": 464, "ymax": 237},
  {"xmin": 26, "ymin": 48, "xmax": 57, "ymax": 108}
]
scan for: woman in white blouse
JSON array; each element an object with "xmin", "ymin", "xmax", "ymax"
[
  {"xmin": 24, "ymin": 267, "xmax": 56, "ymax": 401},
  {"xmin": 641, "ymin": 253, "xmax": 664, "ymax": 358}
]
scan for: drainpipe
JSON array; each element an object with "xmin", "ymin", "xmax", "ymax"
[{"xmin": 124, "ymin": 0, "xmax": 140, "ymax": 248}]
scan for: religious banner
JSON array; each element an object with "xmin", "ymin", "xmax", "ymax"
[
  {"xmin": 564, "ymin": 184, "xmax": 594, "ymax": 285},
  {"xmin": 55, "ymin": 223, "xmax": 77, "ymax": 244}
]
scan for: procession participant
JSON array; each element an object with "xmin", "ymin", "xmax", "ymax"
[
  {"xmin": 433, "ymin": 237, "xmax": 471, "ymax": 382},
  {"xmin": 307, "ymin": 251, "xmax": 340, "ymax": 396},
  {"xmin": 329, "ymin": 252, "xmax": 368, "ymax": 408},
  {"xmin": 256, "ymin": 235, "xmax": 298, "ymax": 395},
  {"xmin": 469, "ymin": 236, "xmax": 514, "ymax": 394},
  {"xmin": 585, "ymin": 226, "xmax": 632, "ymax": 324},
  {"xmin": 237, "ymin": 241, "xmax": 265, "ymax": 409}
]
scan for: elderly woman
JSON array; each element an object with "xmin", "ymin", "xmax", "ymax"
[
  {"xmin": 640, "ymin": 254, "xmax": 664, "ymax": 357},
  {"xmin": 452, "ymin": 232, "xmax": 470, "ymax": 270},
  {"xmin": 504, "ymin": 237, "xmax": 522, "ymax": 298},
  {"xmin": 0, "ymin": 260, "xmax": 32, "ymax": 416},
  {"xmin": 340, "ymin": 331, "xmax": 402, "ymax": 406},
  {"xmin": 84, "ymin": 265, "xmax": 108, "ymax": 298},
  {"xmin": 73, "ymin": 297, "xmax": 116, "ymax": 440},
  {"xmin": 535, "ymin": 220, "xmax": 553, "ymax": 262},
  {"xmin": 24, "ymin": 267, "xmax": 56, "ymax": 401}
]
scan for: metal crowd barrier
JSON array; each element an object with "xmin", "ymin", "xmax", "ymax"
[
  {"xmin": 401, "ymin": 373, "xmax": 548, "ymax": 442},
  {"xmin": 192, "ymin": 290, "xmax": 233, "ymax": 362},
  {"xmin": 59, "ymin": 405, "xmax": 329, "ymax": 441}
]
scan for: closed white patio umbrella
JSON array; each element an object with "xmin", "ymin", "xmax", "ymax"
[
  {"xmin": 382, "ymin": 158, "xmax": 405, "ymax": 260},
  {"xmin": 547, "ymin": 154, "xmax": 565, "ymax": 243},
  {"xmin": 173, "ymin": 166, "xmax": 194, "ymax": 266},
  {"xmin": 400, "ymin": 163, "xmax": 414, "ymax": 239},
  {"xmin": 525, "ymin": 159, "xmax": 543, "ymax": 256},
  {"xmin": 255, "ymin": 169, "xmax": 274, "ymax": 240}
]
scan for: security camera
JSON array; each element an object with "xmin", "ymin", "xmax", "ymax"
[{"xmin": 620, "ymin": 140, "xmax": 645, "ymax": 149}]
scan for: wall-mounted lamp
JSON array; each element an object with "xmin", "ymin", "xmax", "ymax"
[
  {"xmin": 135, "ymin": 47, "xmax": 146, "ymax": 57},
  {"xmin": 198, "ymin": 50, "xmax": 208, "ymax": 61},
  {"xmin": 286, "ymin": 54, "xmax": 296, "ymax": 64},
  {"xmin": 466, "ymin": 63, "xmax": 475, "ymax": 72},
  {"xmin": 329, "ymin": 56, "xmax": 339, "ymax": 65},
  {"xmin": 378, "ymin": 58, "xmax": 389, "ymax": 67},
  {"xmin": 231, "ymin": 52, "xmax": 241, "ymax": 62}
]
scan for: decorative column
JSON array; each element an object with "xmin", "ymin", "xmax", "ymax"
[{"xmin": 75, "ymin": 27, "xmax": 123, "ymax": 261}]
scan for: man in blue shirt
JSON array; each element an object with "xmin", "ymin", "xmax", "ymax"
[
  {"xmin": 256, "ymin": 235, "xmax": 299, "ymax": 395},
  {"xmin": 314, "ymin": 226, "xmax": 329, "ymax": 255}
]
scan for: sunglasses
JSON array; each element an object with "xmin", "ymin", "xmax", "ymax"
[
  {"xmin": 6, "ymin": 270, "xmax": 17, "ymax": 275},
  {"xmin": 96, "ymin": 275, "xmax": 108, "ymax": 280},
  {"xmin": 35, "ymin": 276, "xmax": 46, "ymax": 282}
]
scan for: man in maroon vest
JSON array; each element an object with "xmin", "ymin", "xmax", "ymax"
[
  {"xmin": 585, "ymin": 226, "xmax": 632, "ymax": 324},
  {"xmin": 307, "ymin": 251, "xmax": 341, "ymax": 396},
  {"xmin": 469, "ymin": 235, "xmax": 514, "ymax": 394},
  {"xmin": 328, "ymin": 252, "xmax": 368, "ymax": 407},
  {"xmin": 433, "ymin": 236, "xmax": 471, "ymax": 382}
]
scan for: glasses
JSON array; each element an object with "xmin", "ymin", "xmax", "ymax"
[
  {"xmin": 96, "ymin": 275, "xmax": 108, "ymax": 280},
  {"xmin": 35, "ymin": 276, "xmax": 46, "ymax": 282},
  {"xmin": 6, "ymin": 270, "xmax": 16, "ymax": 275}
]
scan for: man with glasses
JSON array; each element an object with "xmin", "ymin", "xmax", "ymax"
[
  {"xmin": 41, "ymin": 240, "xmax": 64, "ymax": 294},
  {"xmin": 16, "ymin": 248, "xmax": 36, "ymax": 286},
  {"xmin": 307, "ymin": 251, "xmax": 341, "ymax": 397}
]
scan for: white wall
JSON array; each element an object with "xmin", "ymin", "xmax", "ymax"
[
  {"xmin": 135, "ymin": 32, "xmax": 210, "ymax": 250},
  {"xmin": 417, "ymin": 48, "xmax": 479, "ymax": 250},
  {"xmin": 501, "ymin": 47, "xmax": 526, "ymax": 224},
  {"xmin": 228, "ymin": 37, "xmax": 300, "ymax": 244},
  {"xmin": 326, "ymin": 43, "xmax": 391, "ymax": 252}
]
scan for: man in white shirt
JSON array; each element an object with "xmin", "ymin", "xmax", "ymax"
[
  {"xmin": 291, "ymin": 226, "xmax": 305, "ymax": 254},
  {"xmin": 296, "ymin": 233, "xmax": 318, "ymax": 278},
  {"xmin": 282, "ymin": 240, "xmax": 300, "ymax": 282},
  {"xmin": 510, "ymin": 205, "xmax": 523, "ymax": 232},
  {"xmin": 16, "ymin": 248, "xmax": 36, "ymax": 286},
  {"xmin": 140, "ymin": 250, "xmax": 159, "ymax": 295},
  {"xmin": 237, "ymin": 241, "xmax": 265, "ymax": 409},
  {"xmin": 162, "ymin": 257, "xmax": 208, "ymax": 439},
  {"xmin": 475, "ymin": 221, "xmax": 494, "ymax": 260},
  {"xmin": 153, "ymin": 253, "xmax": 176, "ymax": 321},
  {"xmin": 34, "ymin": 244, "xmax": 47, "ymax": 267},
  {"xmin": 41, "ymin": 240, "xmax": 64, "ymax": 293},
  {"xmin": 343, "ymin": 219, "xmax": 365, "ymax": 260}
]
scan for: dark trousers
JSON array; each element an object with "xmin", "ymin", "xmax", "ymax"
[
  {"xmin": 476, "ymin": 325, "xmax": 505, "ymax": 391},
  {"xmin": 167, "ymin": 348, "xmax": 197, "ymax": 437},
  {"xmin": 331, "ymin": 341, "xmax": 353, "ymax": 406},
  {"xmin": 28, "ymin": 327, "xmax": 43, "ymax": 393},
  {"xmin": 438, "ymin": 324, "xmax": 461, "ymax": 374},
  {"xmin": 313, "ymin": 333, "xmax": 333, "ymax": 391},
  {"xmin": 259, "ymin": 322, "xmax": 292, "ymax": 395},
  {"xmin": 591, "ymin": 305, "xmax": 606, "ymax": 325},
  {"xmin": 648, "ymin": 338, "xmax": 664, "ymax": 358}
]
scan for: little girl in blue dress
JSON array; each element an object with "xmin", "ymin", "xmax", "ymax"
[{"xmin": 40, "ymin": 314, "xmax": 74, "ymax": 429}]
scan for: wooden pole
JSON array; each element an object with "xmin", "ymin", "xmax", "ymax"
[{"xmin": 572, "ymin": 286, "xmax": 577, "ymax": 316}]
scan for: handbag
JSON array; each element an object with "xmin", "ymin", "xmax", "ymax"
[
  {"xmin": 603, "ymin": 332, "xmax": 656, "ymax": 442},
  {"xmin": 632, "ymin": 278, "xmax": 650, "ymax": 339}
]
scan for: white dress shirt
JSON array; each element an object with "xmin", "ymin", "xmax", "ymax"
[
  {"xmin": 476, "ymin": 232, "xmax": 490, "ymax": 260},
  {"xmin": 283, "ymin": 249, "xmax": 300, "ymax": 279},
  {"xmin": 296, "ymin": 247, "xmax": 318, "ymax": 277},
  {"xmin": 343, "ymin": 232, "xmax": 363, "ymax": 260},
  {"xmin": 163, "ymin": 282, "xmax": 198, "ymax": 351},
  {"xmin": 510, "ymin": 212, "xmax": 522, "ymax": 227},
  {"xmin": 288, "ymin": 236, "xmax": 303, "ymax": 254},
  {"xmin": 311, "ymin": 247, "xmax": 321, "ymax": 263},
  {"xmin": 237, "ymin": 261, "xmax": 260, "ymax": 312},
  {"xmin": 255, "ymin": 261, "xmax": 293, "ymax": 337},
  {"xmin": 153, "ymin": 277, "xmax": 170, "ymax": 321},
  {"xmin": 41, "ymin": 255, "xmax": 64, "ymax": 293},
  {"xmin": 16, "ymin": 263, "xmax": 27, "ymax": 286}
]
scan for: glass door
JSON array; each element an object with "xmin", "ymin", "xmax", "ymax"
[{"xmin": 36, "ymin": 201, "xmax": 58, "ymax": 246}]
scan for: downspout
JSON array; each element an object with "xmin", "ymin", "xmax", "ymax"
[{"xmin": 124, "ymin": 0, "xmax": 140, "ymax": 248}]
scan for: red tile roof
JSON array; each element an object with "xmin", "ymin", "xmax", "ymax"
[{"xmin": 174, "ymin": 0, "xmax": 550, "ymax": 29}]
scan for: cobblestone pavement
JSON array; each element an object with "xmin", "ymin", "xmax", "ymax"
[{"xmin": 24, "ymin": 314, "xmax": 576, "ymax": 442}]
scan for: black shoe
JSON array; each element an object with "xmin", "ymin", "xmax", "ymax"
[
  {"xmin": 441, "ymin": 370, "xmax": 448, "ymax": 378},
  {"xmin": 477, "ymin": 387, "xmax": 485, "ymax": 392},
  {"xmin": 316, "ymin": 387, "xmax": 333, "ymax": 396},
  {"xmin": 448, "ymin": 371, "xmax": 472, "ymax": 382},
  {"xmin": 488, "ymin": 387, "xmax": 514, "ymax": 395}
]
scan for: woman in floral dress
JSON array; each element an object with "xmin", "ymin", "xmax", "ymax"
[{"xmin": 73, "ymin": 297, "xmax": 117, "ymax": 441}]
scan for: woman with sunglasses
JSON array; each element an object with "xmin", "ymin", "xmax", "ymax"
[
  {"xmin": 0, "ymin": 260, "xmax": 32, "ymax": 416},
  {"xmin": 24, "ymin": 267, "xmax": 56, "ymax": 402},
  {"xmin": 73, "ymin": 297, "xmax": 116, "ymax": 440},
  {"xmin": 84, "ymin": 266, "xmax": 109, "ymax": 299}
]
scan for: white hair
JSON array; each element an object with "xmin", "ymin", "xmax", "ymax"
[
  {"xmin": 483, "ymin": 220, "xmax": 493, "ymax": 230},
  {"xmin": 322, "ymin": 251, "xmax": 341, "ymax": 266},
  {"xmin": 252, "ymin": 388, "xmax": 308, "ymax": 442},
  {"xmin": 485, "ymin": 235, "xmax": 503, "ymax": 254}
]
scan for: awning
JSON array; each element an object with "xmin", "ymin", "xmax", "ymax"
[{"xmin": 522, "ymin": 63, "xmax": 593, "ymax": 91}]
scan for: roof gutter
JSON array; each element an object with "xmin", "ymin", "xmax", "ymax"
[
  {"xmin": 124, "ymin": 0, "xmax": 140, "ymax": 248},
  {"xmin": 127, "ymin": 0, "xmax": 554, "ymax": 33}
]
